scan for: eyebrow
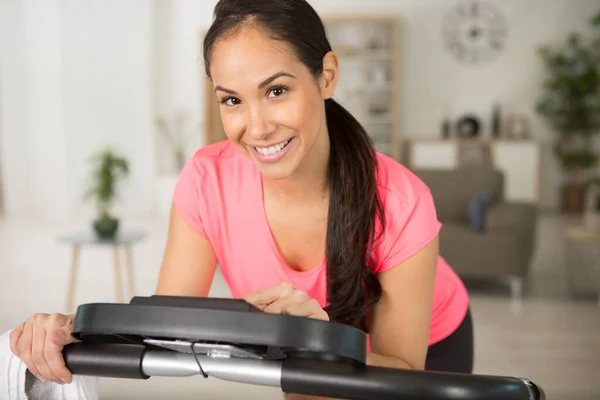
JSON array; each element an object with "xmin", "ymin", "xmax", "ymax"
[{"xmin": 214, "ymin": 71, "xmax": 296, "ymax": 95}]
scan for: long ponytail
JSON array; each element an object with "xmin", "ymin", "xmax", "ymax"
[{"xmin": 324, "ymin": 98, "xmax": 385, "ymax": 331}]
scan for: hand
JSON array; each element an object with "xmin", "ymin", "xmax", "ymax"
[
  {"xmin": 9, "ymin": 313, "xmax": 78, "ymax": 384},
  {"xmin": 244, "ymin": 281, "xmax": 329, "ymax": 321}
]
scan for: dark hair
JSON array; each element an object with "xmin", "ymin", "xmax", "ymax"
[{"xmin": 203, "ymin": 0, "xmax": 385, "ymax": 331}]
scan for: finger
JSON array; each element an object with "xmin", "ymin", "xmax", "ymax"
[
  {"xmin": 31, "ymin": 320, "xmax": 61, "ymax": 384},
  {"xmin": 17, "ymin": 319, "xmax": 40, "ymax": 379},
  {"xmin": 245, "ymin": 281, "xmax": 295, "ymax": 307},
  {"xmin": 46, "ymin": 314, "xmax": 75, "ymax": 383},
  {"xmin": 9, "ymin": 323, "xmax": 25, "ymax": 357},
  {"xmin": 245, "ymin": 282, "xmax": 295, "ymax": 308},
  {"xmin": 263, "ymin": 290, "xmax": 310, "ymax": 314},
  {"xmin": 275, "ymin": 297, "xmax": 329, "ymax": 321}
]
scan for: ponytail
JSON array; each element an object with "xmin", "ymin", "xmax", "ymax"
[{"xmin": 323, "ymin": 98, "xmax": 385, "ymax": 331}]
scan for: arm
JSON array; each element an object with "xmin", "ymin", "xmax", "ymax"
[
  {"xmin": 367, "ymin": 236, "xmax": 438, "ymax": 370},
  {"xmin": 154, "ymin": 203, "xmax": 218, "ymax": 297},
  {"xmin": 284, "ymin": 234, "xmax": 436, "ymax": 400},
  {"xmin": 285, "ymin": 224, "xmax": 438, "ymax": 400}
]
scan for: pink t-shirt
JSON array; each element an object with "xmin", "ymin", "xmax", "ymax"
[{"xmin": 173, "ymin": 140, "xmax": 469, "ymax": 346}]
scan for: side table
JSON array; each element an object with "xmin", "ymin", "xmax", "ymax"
[
  {"xmin": 58, "ymin": 229, "xmax": 147, "ymax": 312},
  {"xmin": 563, "ymin": 226, "xmax": 600, "ymax": 306}
]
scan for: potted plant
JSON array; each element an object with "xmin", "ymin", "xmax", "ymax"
[
  {"xmin": 84, "ymin": 147, "xmax": 129, "ymax": 239},
  {"xmin": 535, "ymin": 18, "xmax": 600, "ymax": 213},
  {"xmin": 584, "ymin": 176, "xmax": 600, "ymax": 230}
]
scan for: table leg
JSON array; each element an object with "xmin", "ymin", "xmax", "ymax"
[
  {"xmin": 125, "ymin": 245, "xmax": 136, "ymax": 299},
  {"xmin": 66, "ymin": 245, "xmax": 80, "ymax": 312},
  {"xmin": 564, "ymin": 238, "xmax": 576, "ymax": 297},
  {"xmin": 113, "ymin": 246, "xmax": 124, "ymax": 303}
]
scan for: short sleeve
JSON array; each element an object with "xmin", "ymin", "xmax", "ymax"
[
  {"xmin": 172, "ymin": 156, "xmax": 207, "ymax": 237},
  {"xmin": 373, "ymin": 188, "xmax": 442, "ymax": 274}
]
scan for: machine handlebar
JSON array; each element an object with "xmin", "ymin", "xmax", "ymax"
[{"xmin": 62, "ymin": 343, "xmax": 544, "ymax": 400}]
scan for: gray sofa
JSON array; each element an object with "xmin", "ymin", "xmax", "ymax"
[{"xmin": 411, "ymin": 168, "xmax": 538, "ymax": 298}]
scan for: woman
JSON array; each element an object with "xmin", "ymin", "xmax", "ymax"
[{"xmin": 8, "ymin": 0, "xmax": 473, "ymax": 397}]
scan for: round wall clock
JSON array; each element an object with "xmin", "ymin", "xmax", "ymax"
[{"xmin": 442, "ymin": 0, "xmax": 508, "ymax": 65}]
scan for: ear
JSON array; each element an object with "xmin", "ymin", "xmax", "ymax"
[{"xmin": 319, "ymin": 51, "xmax": 339, "ymax": 100}]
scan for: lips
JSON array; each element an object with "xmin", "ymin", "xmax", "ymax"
[
  {"xmin": 254, "ymin": 138, "xmax": 292, "ymax": 155},
  {"xmin": 250, "ymin": 137, "xmax": 295, "ymax": 163}
]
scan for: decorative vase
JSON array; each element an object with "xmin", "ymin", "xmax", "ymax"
[
  {"xmin": 92, "ymin": 217, "xmax": 120, "ymax": 239},
  {"xmin": 491, "ymin": 103, "xmax": 502, "ymax": 138},
  {"xmin": 441, "ymin": 118, "xmax": 451, "ymax": 139}
]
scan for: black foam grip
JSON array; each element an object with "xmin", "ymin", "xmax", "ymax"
[
  {"xmin": 63, "ymin": 343, "xmax": 149, "ymax": 380},
  {"xmin": 281, "ymin": 358, "xmax": 542, "ymax": 400}
]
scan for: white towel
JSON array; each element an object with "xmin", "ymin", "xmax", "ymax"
[{"xmin": 0, "ymin": 330, "xmax": 100, "ymax": 400}]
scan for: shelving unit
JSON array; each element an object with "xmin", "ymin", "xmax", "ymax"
[{"xmin": 322, "ymin": 16, "xmax": 401, "ymax": 159}]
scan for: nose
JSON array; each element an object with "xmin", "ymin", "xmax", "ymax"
[{"xmin": 246, "ymin": 104, "xmax": 275, "ymax": 141}]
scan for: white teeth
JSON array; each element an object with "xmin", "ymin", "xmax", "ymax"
[{"xmin": 255, "ymin": 139, "xmax": 290, "ymax": 155}]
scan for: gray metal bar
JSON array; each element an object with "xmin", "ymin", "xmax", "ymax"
[{"xmin": 141, "ymin": 350, "xmax": 283, "ymax": 387}]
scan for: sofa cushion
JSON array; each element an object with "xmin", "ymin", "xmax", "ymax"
[
  {"xmin": 467, "ymin": 190, "xmax": 494, "ymax": 232},
  {"xmin": 410, "ymin": 168, "xmax": 504, "ymax": 223}
]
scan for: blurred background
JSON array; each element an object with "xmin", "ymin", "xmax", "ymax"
[{"xmin": 0, "ymin": 0, "xmax": 599, "ymax": 399}]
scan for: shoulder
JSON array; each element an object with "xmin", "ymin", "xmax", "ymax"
[
  {"xmin": 369, "ymin": 152, "xmax": 441, "ymax": 273},
  {"xmin": 185, "ymin": 140, "xmax": 248, "ymax": 174},
  {"xmin": 374, "ymin": 152, "xmax": 432, "ymax": 212},
  {"xmin": 180, "ymin": 140, "xmax": 255, "ymax": 187},
  {"xmin": 174, "ymin": 140, "xmax": 253, "ymax": 204}
]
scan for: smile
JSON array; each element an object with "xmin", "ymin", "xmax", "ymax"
[{"xmin": 254, "ymin": 139, "xmax": 292, "ymax": 155}]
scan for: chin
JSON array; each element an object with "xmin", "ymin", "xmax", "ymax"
[
  {"xmin": 258, "ymin": 166, "xmax": 296, "ymax": 180},
  {"xmin": 252, "ymin": 156, "xmax": 300, "ymax": 180}
]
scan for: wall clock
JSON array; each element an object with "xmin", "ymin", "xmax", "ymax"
[{"xmin": 442, "ymin": 0, "xmax": 507, "ymax": 65}]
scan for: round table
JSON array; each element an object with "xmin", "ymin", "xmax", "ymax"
[
  {"xmin": 563, "ymin": 226, "xmax": 600, "ymax": 306},
  {"xmin": 58, "ymin": 229, "xmax": 147, "ymax": 312}
]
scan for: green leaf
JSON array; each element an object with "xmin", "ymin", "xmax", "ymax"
[{"xmin": 83, "ymin": 146, "xmax": 130, "ymax": 217}]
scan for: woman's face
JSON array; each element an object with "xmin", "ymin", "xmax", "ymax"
[{"xmin": 208, "ymin": 26, "xmax": 337, "ymax": 181}]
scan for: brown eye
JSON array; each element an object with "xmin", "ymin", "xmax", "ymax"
[
  {"xmin": 221, "ymin": 97, "xmax": 241, "ymax": 106},
  {"xmin": 268, "ymin": 86, "xmax": 288, "ymax": 98}
]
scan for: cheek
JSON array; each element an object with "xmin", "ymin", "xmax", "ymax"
[
  {"xmin": 220, "ymin": 110, "xmax": 245, "ymax": 141},
  {"xmin": 273, "ymin": 94, "xmax": 322, "ymax": 138}
]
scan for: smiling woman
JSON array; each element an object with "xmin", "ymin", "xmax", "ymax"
[{"xmin": 7, "ymin": 0, "xmax": 473, "ymax": 398}]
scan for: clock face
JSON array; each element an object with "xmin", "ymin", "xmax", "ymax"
[{"xmin": 442, "ymin": 0, "xmax": 507, "ymax": 64}]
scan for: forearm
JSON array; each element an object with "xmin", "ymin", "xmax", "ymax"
[
  {"xmin": 366, "ymin": 351, "xmax": 415, "ymax": 370},
  {"xmin": 283, "ymin": 352, "xmax": 415, "ymax": 400}
]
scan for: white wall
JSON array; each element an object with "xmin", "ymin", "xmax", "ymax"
[
  {"xmin": 0, "ymin": 0, "xmax": 598, "ymax": 221},
  {"xmin": 153, "ymin": 0, "xmax": 599, "ymax": 211},
  {"xmin": 0, "ymin": 0, "xmax": 155, "ymax": 221}
]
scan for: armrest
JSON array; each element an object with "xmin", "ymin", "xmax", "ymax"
[{"xmin": 485, "ymin": 202, "xmax": 538, "ymax": 234}]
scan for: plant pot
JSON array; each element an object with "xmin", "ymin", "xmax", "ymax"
[
  {"xmin": 92, "ymin": 217, "xmax": 120, "ymax": 239},
  {"xmin": 561, "ymin": 183, "xmax": 585, "ymax": 214}
]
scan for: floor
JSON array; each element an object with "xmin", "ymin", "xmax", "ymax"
[{"xmin": 0, "ymin": 213, "xmax": 599, "ymax": 399}]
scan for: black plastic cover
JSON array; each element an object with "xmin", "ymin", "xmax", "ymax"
[
  {"xmin": 281, "ymin": 358, "xmax": 541, "ymax": 400},
  {"xmin": 63, "ymin": 343, "xmax": 148, "ymax": 379},
  {"xmin": 71, "ymin": 296, "xmax": 367, "ymax": 364}
]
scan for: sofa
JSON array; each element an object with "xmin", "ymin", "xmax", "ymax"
[{"xmin": 411, "ymin": 167, "xmax": 538, "ymax": 298}]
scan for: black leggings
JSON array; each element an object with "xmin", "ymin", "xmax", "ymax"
[{"xmin": 425, "ymin": 307, "xmax": 474, "ymax": 373}]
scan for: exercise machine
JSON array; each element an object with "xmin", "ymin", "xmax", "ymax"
[{"xmin": 62, "ymin": 295, "xmax": 545, "ymax": 400}]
